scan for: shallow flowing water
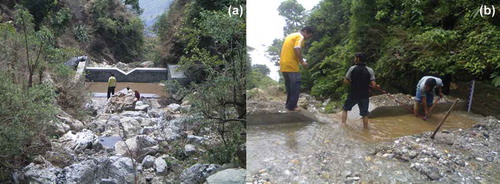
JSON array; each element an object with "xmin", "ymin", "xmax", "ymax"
[{"xmin": 247, "ymin": 111, "xmax": 480, "ymax": 183}]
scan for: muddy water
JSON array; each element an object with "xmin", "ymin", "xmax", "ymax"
[
  {"xmin": 85, "ymin": 82, "xmax": 167, "ymax": 97},
  {"xmin": 247, "ymin": 111, "xmax": 479, "ymax": 183},
  {"xmin": 345, "ymin": 111, "xmax": 478, "ymax": 142}
]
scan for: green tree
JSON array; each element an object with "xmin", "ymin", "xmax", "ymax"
[
  {"xmin": 252, "ymin": 64, "xmax": 270, "ymax": 75},
  {"xmin": 278, "ymin": 0, "xmax": 306, "ymax": 35}
]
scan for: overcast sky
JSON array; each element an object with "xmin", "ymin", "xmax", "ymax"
[{"xmin": 247, "ymin": 0, "xmax": 321, "ymax": 81}]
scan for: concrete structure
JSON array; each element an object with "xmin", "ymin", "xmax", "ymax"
[
  {"xmin": 167, "ymin": 64, "xmax": 188, "ymax": 85},
  {"xmin": 85, "ymin": 67, "xmax": 168, "ymax": 82}
]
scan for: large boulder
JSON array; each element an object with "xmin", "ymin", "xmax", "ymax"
[
  {"xmin": 180, "ymin": 164, "xmax": 221, "ymax": 184},
  {"xmin": 206, "ymin": 169, "xmax": 246, "ymax": 184},
  {"xmin": 120, "ymin": 117, "xmax": 141, "ymax": 137},
  {"xmin": 18, "ymin": 163, "xmax": 61, "ymax": 183},
  {"xmin": 108, "ymin": 156, "xmax": 140, "ymax": 184},
  {"xmin": 59, "ymin": 129, "xmax": 102, "ymax": 152},
  {"xmin": 63, "ymin": 158, "xmax": 110, "ymax": 184},
  {"xmin": 154, "ymin": 157, "xmax": 168, "ymax": 175},
  {"xmin": 115, "ymin": 135, "xmax": 158, "ymax": 158},
  {"xmin": 56, "ymin": 110, "xmax": 84, "ymax": 131},
  {"xmin": 103, "ymin": 92, "xmax": 137, "ymax": 113},
  {"xmin": 141, "ymin": 155, "xmax": 156, "ymax": 169}
]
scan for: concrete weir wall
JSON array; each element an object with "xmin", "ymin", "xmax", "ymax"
[{"xmin": 85, "ymin": 67, "xmax": 168, "ymax": 82}]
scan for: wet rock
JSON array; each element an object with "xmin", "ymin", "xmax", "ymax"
[
  {"xmin": 185, "ymin": 144, "xmax": 196, "ymax": 155},
  {"xmin": 154, "ymin": 157, "xmax": 168, "ymax": 175},
  {"xmin": 180, "ymin": 164, "xmax": 221, "ymax": 184},
  {"xmin": 141, "ymin": 155, "xmax": 155, "ymax": 169},
  {"xmin": 206, "ymin": 168, "xmax": 246, "ymax": 184},
  {"xmin": 433, "ymin": 133, "xmax": 455, "ymax": 145},
  {"xmin": 60, "ymin": 129, "xmax": 102, "ymax": 152}
]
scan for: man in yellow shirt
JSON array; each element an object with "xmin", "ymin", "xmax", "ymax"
[
  {"xmin": 280, "ymin": 27, "xmax": 314, "ymax": 111},
  {"xmin": 107, "ymin": 73, "xmax": 117, "ymax": 99}
]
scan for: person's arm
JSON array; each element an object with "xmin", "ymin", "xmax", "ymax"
[
  {"xmin": 438, "ymin": 87, "xmax": 443, "ymax": 98},
  {"xmin": 294, "ymin": 48, "xmax": 308, "ymax": 67},
  {"xmin": 344, "ymin": 66, "xmax": 354, "ymax": 85},
  {"xmin": 370, "ymin": 81, "xmax": 380, "ymax": 90}
]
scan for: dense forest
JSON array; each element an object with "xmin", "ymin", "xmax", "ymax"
[{"xmin": 268, "ymin": 0, "xmax": 500, "ymax": 102}]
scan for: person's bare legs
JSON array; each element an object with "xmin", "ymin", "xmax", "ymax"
[
  {"xmin": 362, "ymin": 116, "xmax": 368, "ymax": 129},
  {"xmin": 341, "ymin": 110, "xmax": 348, "ymax": 125}
]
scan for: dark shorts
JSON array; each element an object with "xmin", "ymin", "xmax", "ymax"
[{"xmin": 343, "ymin": 97, "xmax": 370, "ymax": 117}]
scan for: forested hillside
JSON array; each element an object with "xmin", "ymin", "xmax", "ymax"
[
  {"xmin": 270, "ymin": 0, "xmax": 500, "ymax": 101},
  {"xmin": 0, "ymin": 0, "xmax": 144, "ymax": 63}
]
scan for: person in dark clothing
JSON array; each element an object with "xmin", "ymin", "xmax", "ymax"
[
  {"xmin": 341, "ymin": 52, "xmax": 379, "ymax": 128},
  {"xmin": 134, "ymin": 90, "xmax": 141, "ymax": 101}
]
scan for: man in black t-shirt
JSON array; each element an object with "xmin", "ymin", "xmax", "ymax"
[{"xmin": 341, "ymin": 52, "xmax": 379, "ymax": 128}]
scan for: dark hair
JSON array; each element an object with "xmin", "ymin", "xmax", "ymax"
[
  {"xmin": 355, "ymin": 52, "xmax": 367, "ymax": 62},
  {"xmin": 111, "ymin": 73, "xmax": 114, "ymax": 76},
  {"xmin": 126, "ymin": 87, "xmax": 130, "ymax": 90},
  {"xmin": 301, "ymin": 26, "xmax": 315, "ymax": 34},
  {"xmin": 425, "ymin": 78, "xmax": 437, "ymax": 88}
]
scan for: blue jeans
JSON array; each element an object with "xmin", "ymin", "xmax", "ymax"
[
  {"xmin": 343, "ymin": 97, "xmax": 370, "ymax": 116},
  {"xmin": 415, "ymin": 88, "xmax": 434, "ymax": 107},
  {"xmin": 283, "ymin": 72, "xmax": 301, "ymax": 110}
]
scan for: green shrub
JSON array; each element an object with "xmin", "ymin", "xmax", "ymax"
[{"xmin": 0, "ymin": 73, "xmax": 56, "ymax": 180}]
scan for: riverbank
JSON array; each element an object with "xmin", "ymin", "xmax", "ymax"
[{"xmin": 15, "ymin": 90, "xmax": 245, "ymax": 184}]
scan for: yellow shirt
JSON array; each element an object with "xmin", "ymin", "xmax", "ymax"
[
  {"xmin": 108, "ymin": 76, "xmax": 116, "ymax": 87},
  {"xmin": 279, "ymin": 32, "xmax": 305, "ymax": 72}
]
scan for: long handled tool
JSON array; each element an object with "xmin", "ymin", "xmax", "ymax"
[
  {"xmin": 423, "ymin": 97, "xmax": 442, "ymax": 120},
  {"xmin": 431, "ymin": 99, "xmax": 459, "ymax": 139}
]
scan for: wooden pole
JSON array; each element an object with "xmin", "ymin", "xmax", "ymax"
[{"xmin": 431, "ymin": 99, "xmax": 459, "ymax": 139}]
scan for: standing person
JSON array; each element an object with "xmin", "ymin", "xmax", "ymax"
[
  {"xmin": 134, "ymin": 90, "xmax": 141, "ymax": 101},
  {"xmin": 414, "ymin": 76, "xmax": 444, "ymax": 117},
  {"xmin": 341, "ymin": 52, "xmax": 378, "ymax": 129},
  {"xmin": 107, "ymin": 73, "xmax": 116, "ymax": 99},
  {"xmin": 280, "ymin": 26, "xmax": 314, "ymax": 111}
]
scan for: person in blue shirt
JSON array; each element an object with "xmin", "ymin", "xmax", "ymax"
[{"xmin": 414, "ymin": 76, "xmax": 444, "ymax": 117}]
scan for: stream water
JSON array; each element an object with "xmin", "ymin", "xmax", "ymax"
[{"xmin": 247, "ymin": 111, "xmax": 479, "ymax": 183}]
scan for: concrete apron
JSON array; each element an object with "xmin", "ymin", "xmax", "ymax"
[{"xmin": 348, "ymin": 99, "xmax": 468, "ymax": 120}]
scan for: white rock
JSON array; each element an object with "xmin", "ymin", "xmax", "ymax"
[
  {"xmin": 154, "ymin": 157, "xmax": 168, "ymax": 175},
  {"xmin": 184, "ymin": 144, "xmax": 196, "ymax": 154}
]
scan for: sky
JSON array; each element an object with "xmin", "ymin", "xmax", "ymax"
[{"xmin": 247, "ymin": 0, "xmax": 322, "ymax": 81}]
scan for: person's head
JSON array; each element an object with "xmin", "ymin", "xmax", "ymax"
[
  {"xmin": 300, "ymin": 26, "xmax": 315, "ymax": 39},
  {"xmin": 126, "ymin": 87, "xmax": 130, "ymax": 91},
  {"xmin": 111, "ymin": 73, "xmax": 114, "ymax": 77},
  {"xmin": 424, "ymin": 78, "xmax": 437, "ymax": 91},
  {"xmin": 354, "ymin": 52, "xmax": 367, "ymax": 64}
]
